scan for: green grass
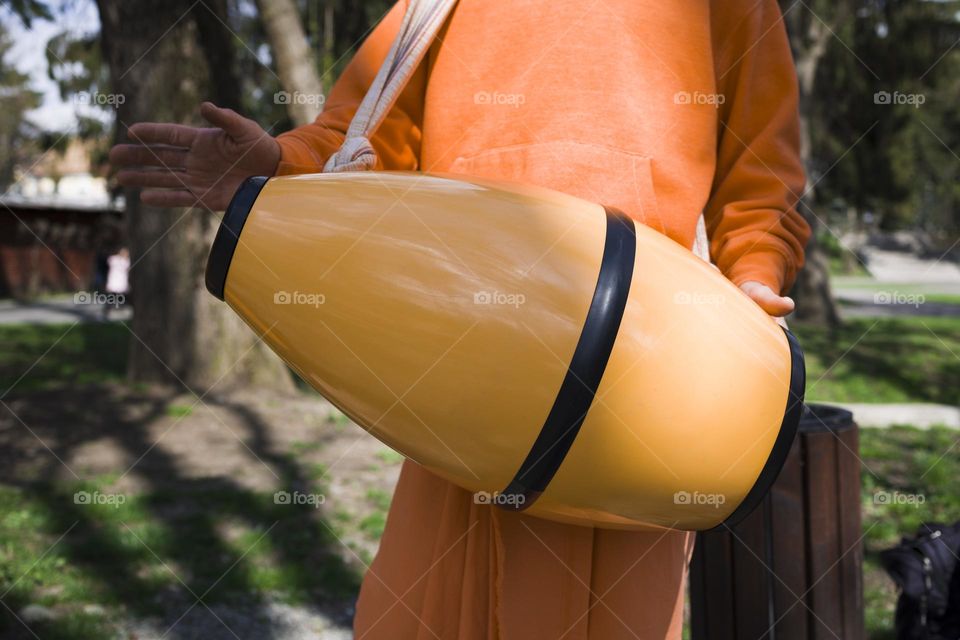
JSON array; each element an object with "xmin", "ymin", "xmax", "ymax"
[
  {"xmin": 356, "ymin": 489, "xmax": 392, "ymax": 542},
  {"xmin": 358, "ymin": 512, "xmax": 387, "ymax": 540},
  {"xmin": 307, "ymin": 462, "xmax": 329, "ymax": 480},
  {"xmin": 859, "ymin": 425, "xmax": 960, "ymax": 637},
  {"xmin": 290, "ymin": 440, "xmax": 324, "ymax": 455},
  {"xmin": 831, "ymin": 280, "xmax": 940, "ymax": 293},
  {"xmin": 164, "ymin": 403, "xmax": 193, "ymax": 418},
  {"xmin": 792, "ymin": 316, "xmax": 960, "ymax": 404},
  {"xmin": 375, "ymin": 449, "xmax": 404, "ymax": 465},
  {"xmin": 0, "ymin": 323, "xmax": 128, "ymax": 393},
  {"xmin": 0, "ymin": 321, "xmax": 381, "ymax": 636},
  {"xmin": 828, "ymin": 256, "xmax": 870, "ymax": 277},
  {"xmin": 365, "ymin": 488, "xmax": 392, "ymax": 512},
  {"xmin": 4, "ymin": 313, "xmax": 958, "ymax": 406},
  {"xmin": 0, "ymin": 478, "xmax": 362, "ymax": 639},
  {"xmin": 923, "ymin": 293, "xmax": 960, "ymax": 305},
  {"xmin": 820, "ymin": 231, "xmax": 869, "ymax": 277},
  {"xmin": 830, "ymin": 280, "xmax": 960, "ymax": 307}
]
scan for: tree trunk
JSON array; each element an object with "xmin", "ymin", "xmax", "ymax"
[
  {"xmin": 781, "ymin": 1, "xmax": 842, "ymax": 327},
  {"xmin": 321, "ymin": 0, "xmax": 335, "ymax": 88},
  {"xmin": 793, "ymin": 66, "xmax": 841, "ymax": 327},
  {"xmin": 193, "ymin": 0, "xmax": 243, "ymax": 111},
  {"xmin": 790, "ymin": 231, "xmax": 841, "ymax": 326},
  {"xmin": 256, "ymin": 0, "xmax": 325, "ymax": 125},
  {"xmin": 96, "ymin": 0, "xmax": 294, "ymax": 393}
]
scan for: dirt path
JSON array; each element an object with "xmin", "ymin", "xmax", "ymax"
[{"xmin": 1, "ymin": 383, "xmax": 403, "ymax": 639}]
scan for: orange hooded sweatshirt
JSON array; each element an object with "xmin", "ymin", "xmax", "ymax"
[{"xmin": 276, "ymin": 1, "xmax": 810, "ymax": 638}]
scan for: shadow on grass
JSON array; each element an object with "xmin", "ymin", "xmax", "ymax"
[
  {"xmin": 0, "ymin": 336, "xmax": 362, "ymax": 639},
  {"xmin": 0, "ymin": 323, "xmax": 129, "ymax": 392},
  {"xmin": 794, "ymin": 317, "xmax": 960, "ymax": 404}
]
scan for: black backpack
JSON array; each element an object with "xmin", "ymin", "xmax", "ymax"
[{"xmin": 881, "ymin": 521, "xmax": 960, "ymax": 640}]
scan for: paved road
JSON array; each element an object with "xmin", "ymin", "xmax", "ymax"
[
  {"xmin": 860, "ymin": 247, "xmax": 960, "ymax": 285},
  {"xmin": 835, "ymin": 403, "xmax": 960, "ymax": 429},
  {"xmin": 832, "ymin": 247, "xmax": 960, "ymax": 318},
  {"xmin": 0, "ymin": 295, "xmax": 132, "ymax": 325},
  {"xmin": 834, "ymin": 289, "xmax": 960, "ymax": 318}
]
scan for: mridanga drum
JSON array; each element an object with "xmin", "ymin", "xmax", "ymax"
[{"xmin": 205, "ymin": 172, "xmax": 805, "ymax": 531}]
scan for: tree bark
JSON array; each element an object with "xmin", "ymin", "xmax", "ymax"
[
  {"xmin": 781, "ymin": 1, "xmax": 843, "ymax": 327},
  {"xmin": 256, "ymin": 0, "xmax": 325, "ymax": 125},
  {"xmin": 96, "ymin": 0, "xmax": 294, "ymax": 393},
  {"xmin": 193, "ymin": 0, "xmax": 243, "ymax": 111},
  {"xmin": 321, "ymin": 0, "xmax": 335, "ymax": 86}
]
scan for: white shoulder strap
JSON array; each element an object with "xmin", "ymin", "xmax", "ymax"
[
  {"xmin": 693, "ymin": 215, "xmax": 710, "ymax": 262},
  {"xmin": 323, "ymin": 0, "xmax": 459, "ymax": 172}
]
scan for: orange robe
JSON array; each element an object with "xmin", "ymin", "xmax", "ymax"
[{"xmin": 276, "ymin": 1, "xmax": 810, "ymax": 637}]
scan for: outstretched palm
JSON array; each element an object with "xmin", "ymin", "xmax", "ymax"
[{"xmin": 109, "ymin": 102, "xmax": 281, "ymax": 211}]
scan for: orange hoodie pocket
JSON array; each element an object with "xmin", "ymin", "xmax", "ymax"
[{"xmin": 448, "ymin": 141, "xmax": 666, "ymax": 233}]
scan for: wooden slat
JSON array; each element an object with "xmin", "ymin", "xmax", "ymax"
[
  {"xmin": 836, "ymin": 424, "xmax": 865, "ymax": 640},
  {"xmin": 732, "ymin": 499, "xmax": 774, "ymax": 639},
  {"xmin": 769, "ymin": 438, "xmax": 808, "ymax": 640},
  {"xmin": 697, "ymin": 530, "xmax": 737, "ymax": 637},
  {"xmin": 690, "ymin": 534, "xmax": 709, "ymax": 640},
  {"xmin": 803, "ymin": 430, "xmax": 844, "ymax": 639}
]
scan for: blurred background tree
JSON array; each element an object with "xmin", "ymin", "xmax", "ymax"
[
  {"xmin": 92, "ymin": 0, "xmax": 297, "ymax": 391},
  {"xmin": 4, "ymin": 0, "xmax": 394, "ymax": 391},
  {"xmin": 782, "ymin": 0, "xmax": 960, "ymax": 325},
  {"xmin": 0, "ymin": 23, "xmax": 42, "ymax": 187},
  {"xmin": 256, "ymin": 0, "xmax": 325, "ymax": 124}
]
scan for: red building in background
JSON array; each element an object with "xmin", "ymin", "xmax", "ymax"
[
  {"xmin": 0, "ymin": 196, "xmax": 123, "ymax": 298},
  {"xmin": 2, "ymin": 139, "xmax": 124, "ymax": 298}
]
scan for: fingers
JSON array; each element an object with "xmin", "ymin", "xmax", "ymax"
[
  {"xmin": 121, "ymin": 104, "xmax": 252, "ymax": 149},
  {"xmin": 200, "ymin": 102, "xmax": 250, "ymax": 138},
  {"xmin": 764, "ymin": 294, "xmax": 795, "ymax": 317},
  {"xmin": 739, "ymin": 281, "xmax": 795, "ymax": 317},
  {"xmin": 140, "ymin": 189, "xmax": 202, "ymax": 208},
  {"xmin": 116, "ymin": 169, "xmax": 189, "ymax": 189},
  {"xmin": 126, "ymin": 122, "xmax": 199, "ymax": 147},
  {"xmin": 109, "ymin": 144, "xmax": 188, "ymax": 169}
]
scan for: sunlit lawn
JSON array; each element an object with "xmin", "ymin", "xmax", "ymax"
[
  {"xmin": 792, "ymin": 316, "xmax": 959, "ymax": 404},
  {"xmin": 3, "ymin": 315, "xmax": 957, "ymax": 405},
  {"xmin": 859, "ymin": 425, "xmax": 960, "ymax": 637},
  {"xmin": 1, "ymin": 314, "xmax": 958, "ymax": 637},
  {"xmin": 0, "ymin": 323, "xmax": 128, "ymax": 392},
  {"xmin": 0, "ymin": 478, "xmax": 367, "ymax": 639}
]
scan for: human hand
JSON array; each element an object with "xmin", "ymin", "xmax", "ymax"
[
  {"xmin": 739, "ymin": 280, "xmax": 794, "ymax": 320},
  {"xmin": 109, "ymin": 102, "xmax": 281, "ymax": 211}
]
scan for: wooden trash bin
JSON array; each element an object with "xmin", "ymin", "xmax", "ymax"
[{"xmin": 689, "ymin": 404, "xmax": 864, "ymax": 639}]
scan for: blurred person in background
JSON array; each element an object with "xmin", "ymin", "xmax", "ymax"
[{"xmin": 101, "ymin": 247, "xmax": 129, "ymax": 321}]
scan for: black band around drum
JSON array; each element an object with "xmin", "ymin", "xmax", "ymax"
[
  {"xmin": 707, "ymin": 327, "xmax": 806, "ymax": 531},
  {"xmin": 497, "ymin": 208, "xmax": 637, "ymax": 512},
  {"xmin": 206, "ymin": 176, "xmax": 269, "ymax": 301}
]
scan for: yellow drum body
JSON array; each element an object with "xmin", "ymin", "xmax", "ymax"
[{"xmin": 205, "ymin": 172, "xmax": 804, "ymax": 531}]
